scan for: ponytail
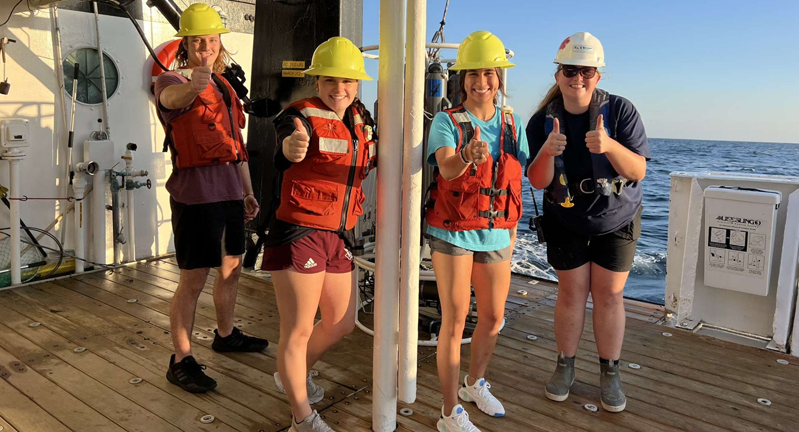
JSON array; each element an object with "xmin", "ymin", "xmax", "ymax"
[
  {"xmin": 536, "ymin": 83, "xmax": 562, "ymax": 114},
  {"xmin": 351, "ymin": 97, "xmax": 378, "ymax": 141}
]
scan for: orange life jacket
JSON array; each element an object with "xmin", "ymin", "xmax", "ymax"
[
  {"xmin": 425, "ymin": 105, "xmax": 523, "ymax": 231},
  {"xmin": 159, "ymin": 73, "xmax": 248, "ymax": 169},
  {"xmin": 275, "ymin": 97, "xmax": 377, "ymax": 232}
]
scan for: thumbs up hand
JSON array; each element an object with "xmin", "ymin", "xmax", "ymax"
[
  {"xmin": 191, "ymin": 55, "xmax": 213, "ymax": 94},
  {"xmin": 463, "ymin": 126, "xmax": 489, "ymax": 165},
  {"xmin": 585, "ymin": 114, "xmax": 615, "ymax": 154},
  {"xmin": 283, "ymin": 117, "xmax": 311, "ymax": 163},
  {"xmin": 544, "ymin": 117, "xmax": 567, "ymax": 157}
]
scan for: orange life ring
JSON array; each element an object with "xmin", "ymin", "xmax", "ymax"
[{"xmin": 150, "ymin": 39, "xmax": 181, "ymax": 94}]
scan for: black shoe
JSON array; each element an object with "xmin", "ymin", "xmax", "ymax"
[
  {"xmin": 166, "ymin": 354, "xmax": 217, "ymax": 393},
  {"xmin": 212, "ymin": 327, "xmax": 269, "ymax": 353}
]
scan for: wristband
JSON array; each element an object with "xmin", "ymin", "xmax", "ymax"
[{"xmin": 459, "ymin": 147, "xmax": 470, "ymax": 165}]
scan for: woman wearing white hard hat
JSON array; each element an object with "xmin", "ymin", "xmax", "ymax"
[
  {"xmin": 526, "ymin": 32, "xmax": 650, "ymax": 412},
  {"xmin": 426, "ymin": 30, "xmax": 530, "ymax": 431}
]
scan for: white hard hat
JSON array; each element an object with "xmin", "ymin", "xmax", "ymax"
[{"xmin": 554, "ymin": 32, "xmax": 605, "ymax": 67}]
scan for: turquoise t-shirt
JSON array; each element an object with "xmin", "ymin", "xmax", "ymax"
[{"xmin": 426, "ymin": 106, "xmax": 530, "ymax": 252}]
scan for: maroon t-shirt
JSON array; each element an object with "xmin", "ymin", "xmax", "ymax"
[{"xmin": 155, "ymin": 71, "xmax": 244, "ymax": 205}]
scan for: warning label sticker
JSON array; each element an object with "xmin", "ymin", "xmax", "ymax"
[
  {"xmin": 706, "ymin": 213, "xmax": 767, "ymax": 278},
  {"xmin": 282, "ymin": 60, "xmax": 306, "ymax": 69}
]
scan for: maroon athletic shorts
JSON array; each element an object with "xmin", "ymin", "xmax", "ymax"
[{"xmin": 261, "ymin": 229, "xmax": 354, "ymax": 274}]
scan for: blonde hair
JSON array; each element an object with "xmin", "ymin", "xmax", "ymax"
[
  {"xmin": 175, "ymin": 36, "xmax": 232, "ymax": 74},
  {"xmin": 536, "ymin": 66, "xmax": 602, "ymax": 113}
]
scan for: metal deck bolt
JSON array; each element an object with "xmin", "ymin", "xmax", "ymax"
[
  {"xmin": 73, "ymin": 347, "xmax": 86, "ymax": 353},
  {"xmin": 29, "ymin": 322, "xmax": 40, "ymax": 327},
  {"xmin": 200, "ymin": 415, "xmax": 215, "ymax": 424},
  {"xmin": 517, "ymin": 289, "xmax": 528, "ymax": 296},
  {"xmin": 661, "ymin": 332, "xmax": 673, "ymax": 337},
  {"xmin": 127, "ymin": 299, "xmax": 138, "ymax": 303},
  {"xmin": 583, "ymin": 404, "xmax": 598, "ymax": 412},
  {"xmin": 526, "ymin": 335, "xmax": 538, "ymax": 341},
  {"xmin": 628, "ymin": 363, "xmax": 641, "ymax": 370},
  {"xmin": 757, "ymin": 398, "xmax": 772, "ymax": 407},
  {"xmin": 129, "ymin": 378, "xmax": 143, "ymax": 384},
  {"xmin": 777, "ymin": 359, "xmax": 789, "ymax": 365},
  {"xmin": 399, "ymin": 408, "xmax": 413, "ymax": 416}
]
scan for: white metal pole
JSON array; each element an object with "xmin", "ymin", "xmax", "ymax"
[
  {"xmin": 373, "ymin": 0, "xmax": 406, "ymax": 430},
  {"xmin": 126, "ymin": 187, "xmax": 135, "ymax": 261},
  {"xmin": 92, "ymin": 170, "xmax": 106, "ymax": 266},
  {"xmin": 93, "ymin": 2, "xmax": 111, "ymax": 138},
  {"xmin": 9, "ymin": 159, "xmax": 21, "ymax": 285},
  {"xmin": 123, "ymin": 149, "xmax": 135, "ymax": 262},
  {"xmin": 73, "ymin": 171, "xmax": 85, "ymax": 273},
  {"xmin": 398, "ymin": 0, "xmax": 425, "ymax": 404}
]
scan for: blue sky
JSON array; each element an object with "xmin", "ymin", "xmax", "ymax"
[{"xmin": 360, "ymin": 0, "xmax": 799, "ymax": 144}]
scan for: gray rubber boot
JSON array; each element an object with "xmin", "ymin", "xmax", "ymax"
[
  {"xmin": 545, "ymin": 352, "xmax": 575, "ymax": 402},
  {"xmin": 600, "ymin": 360, "xmax": 627, "ymax": 412}
]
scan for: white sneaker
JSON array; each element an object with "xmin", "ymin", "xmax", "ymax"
[
  {"xmin": 457, "ymin": 376, "xmax": 505, "ymax": 417},
  {"xmin": 274, "ymin": 371, "xmax": 325, "ymax": 405},
  {"xmin": 437, "ymin": 404, "xmax": 481, "ymax": 432},
  {"xmin": 289, "ymin": 410, "xmax": 335, "ymax": 432}
]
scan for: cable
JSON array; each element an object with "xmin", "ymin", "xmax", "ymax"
[
  {"xmin": 89, "ymin": 0, "xmax": 170, "ymax": 72},
  {"xmin": 0, "ymin": 0, "xmax": 25, "ymax": 28},
  {"xmin": 0, "ymin": 227, "xmax": 115, "ymax": 271},
  {"xmin": 428, "ymin": 0, "xmax": 450, "ymax": 58}
]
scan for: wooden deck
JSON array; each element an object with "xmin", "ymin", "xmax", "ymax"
[{"xmin": 0, "ymin": 256, "xmax": 798, "ymax": 432}]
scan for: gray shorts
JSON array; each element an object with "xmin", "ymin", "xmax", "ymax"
[{"xmin": 429, "ymin": 237, "xmax": 511, "ymax": 264}]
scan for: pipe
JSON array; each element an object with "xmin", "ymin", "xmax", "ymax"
[
  {"xmin": 146, "ymin": 0, "xmax": 183, "ymax": 31},
  {"xmin": 93, "ymin": 2, "xmax": 111, "ymax": 138},
  {"xmin": 50, "ymin": 5, "xmax": 68, "ymax": 143},
  {"xmin": 361, "ymin": 42, "xmax": 459, "ymax": 53},
  {"xmin": 93, "ymin": 169, "xmax": 107, "ymax": 265},
  {"xmin": 372, "ymin": 0, "xmax": 406, "ymax": 430},
  {"xmin": 123, "ymin": 145, "xmax": 135, "ymax": 262},
  {"xmin": 73, "ymin": 170, "xmax": 86, "ymax": 273},
  {"xmin": 110, "ymin": 173, "xmax": 123, "ymax": 265},
  {"xmin": 9, "ymin": 159, "xmax": 21, "ymax": 285},
  {"xmin": 398, "ymin": 0, "xmax": 426, "ymax": 405}
]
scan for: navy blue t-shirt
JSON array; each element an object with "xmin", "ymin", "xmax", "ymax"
[{"xmin": 526, "ymin": 94, "xmax": 651, "ymax": 235}]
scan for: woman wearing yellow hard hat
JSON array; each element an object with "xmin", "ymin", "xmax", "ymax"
[
  {"xmin": 154, "ymin": 3, "xmax": 268, "ymax": 395},
  {"xmin": 259, "ymin": 36, "xmax": 376, "ymax": 432},
  {"xmin": 425, "ymin": 30, "xmax": 529, "ymax": 431},
  {"xmin": 526, "ymin": 32, "xmax": 650, "ymax": 413}
]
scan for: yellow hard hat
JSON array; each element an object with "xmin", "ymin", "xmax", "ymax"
[
  {"xmin": 450, "ymin": 31, "xmax": 515, "ymax": 71},
  {"xmin": 175, "ymin": 3, "xmax": 230, "ymax": 37},
  {"xmin": 554, "ymin": 32, "xmax": 605, "ymax": 67},
  {"xmin": 303, "ymin": 37, "xmax": 372, "ymax": 81}
]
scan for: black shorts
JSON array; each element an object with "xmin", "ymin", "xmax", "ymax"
[
  {"xmin": 543, "ymin": 207, "xmax": 641, "ymax": 273},
  {"xmin": 170, "ymin": 199, "xmax": 245, "ymax": 270}
]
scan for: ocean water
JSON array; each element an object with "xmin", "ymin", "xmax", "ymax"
[{"xmin": 511, "ymin": 139, "xmax": 799, "ymax": 304}]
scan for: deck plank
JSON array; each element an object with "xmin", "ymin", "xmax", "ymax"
[
  {"xmin": 0, "ymin": 317, "xmax": 181, "ymax": 432},
  {"xmin": 0, "ymin": 375, "xmax": 71, "ymax": 432},
  {"xmin": 1, "ymin": 257, "xmax": 796, "ymax": 432},
  {"xmin": 0, "ymin": 288, "xmax": 282, "ymax": 432}
]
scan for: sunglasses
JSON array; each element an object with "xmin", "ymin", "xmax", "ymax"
[{"xmin": 560, "ymin": 65, "xmax": 598, "ymax": 79}]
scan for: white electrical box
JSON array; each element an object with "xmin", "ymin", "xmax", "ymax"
[
  {"xmin": 0, "ymin": 119, "xmax": 30, "ymax": 148},
  {"xmin": 703, "ymin": 186, "xmax": 781, "ymax": 296}
]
